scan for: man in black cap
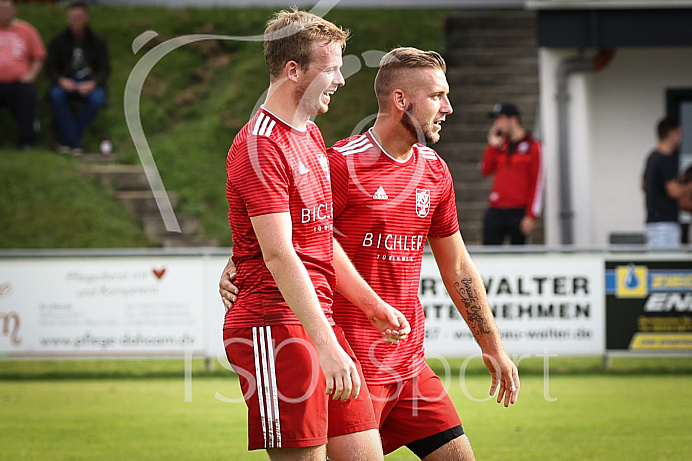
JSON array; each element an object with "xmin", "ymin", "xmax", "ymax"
[{"xmin": 479, "ymin": 103, "xmax": 543, "ymax": 245}]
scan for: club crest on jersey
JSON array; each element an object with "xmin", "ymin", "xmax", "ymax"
[{"xmin": 416, "ymin": 189, "xmax": 430, "ymax": 217}]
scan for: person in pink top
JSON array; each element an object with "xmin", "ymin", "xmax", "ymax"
[{"xmin": 0, "ymin": 0, "xmax": 46, "ymax": 149}]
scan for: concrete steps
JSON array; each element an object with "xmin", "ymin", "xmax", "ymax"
[
  {"xmin": 85, "ymin": 163, "xmax": 218, "ymax": 248},
  {"xmin": 438, "ymin": 10, "xmax": 544, "ymax": 245}
]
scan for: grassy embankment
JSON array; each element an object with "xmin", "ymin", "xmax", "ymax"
[{"xmin": 0, "ymin": 5, "xmax": 449, "ymax": 248}]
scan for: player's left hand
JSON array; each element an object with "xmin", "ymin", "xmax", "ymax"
[
  {"xmin": 366, "ymin": 304, "xmax": 411, "ymax": 345},
  {"xmin": 219, "ymin": 258, "xmax": 239, "ymax": 312},
  {"xmin": 483, "ymin": 350, "xmax": 520, "ymax": 407}
]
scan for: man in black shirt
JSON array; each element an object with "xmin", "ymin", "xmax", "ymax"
[
  {"xmin": 642, "ymin": 117, "xmax": 690, "ymax": 247},
  {"xmin": 46, "ymin": 1, "xmax": 109, "ymax": 153}
]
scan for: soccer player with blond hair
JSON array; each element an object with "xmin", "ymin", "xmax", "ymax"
[{"xmin": 223, "ymin": 10, "xmax": 408, "ymax": 461}]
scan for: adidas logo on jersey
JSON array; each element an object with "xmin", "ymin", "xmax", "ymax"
[
  {"xmin": 373, "ymin": 186, "xmax": 388, "ymax": 200},
  {"xmin": 298, "ymin": 162, "xmax": 309, "ymax": 175}
]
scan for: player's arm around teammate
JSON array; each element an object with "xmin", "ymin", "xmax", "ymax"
[
  {"xmin": 219, "ymin": 256, "xmax": 238, "ymax": 307},
  {"xmin": 333, "ymin": 238, "xmax": 411, "ymax": 343},
  {"xmin": 428, "ymin": 232, "xmax": 520, "ymax": 407},
  {"xmin": 219, "ymin": 241, "xmax": 411, "ymax": 344}
]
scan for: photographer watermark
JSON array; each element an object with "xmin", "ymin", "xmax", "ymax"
[
  {"xmin": 201, "ymin": 337, "xmax": 560, "ymax": 406},
  {"xmin": 124, "ymin": 0, "xmax": 366, "ymax": 232}
]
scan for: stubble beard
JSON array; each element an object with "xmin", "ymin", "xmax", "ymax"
[
  {"xmin": 401, "ymin": 103, "xmax": 438, "ymax": 145},
  {"xmin": 294, "ymin": 78, "xmax": 325, "ymax": 118}
]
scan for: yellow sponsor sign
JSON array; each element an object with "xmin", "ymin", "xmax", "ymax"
[
  {"xmin": 615, "ymin": 264, "xmax": 648, "ymax": 298},
  {"xmin": 650, "ymin": 273, "xmax": 692, "ymax": 290},
  {"xmin": 629, "ymin": 332, "xmax": 692, "ymax": 350}
]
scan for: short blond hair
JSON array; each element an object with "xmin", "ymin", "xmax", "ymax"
[
  {"xmin": 374, "ymin": 47, "xmax": 447, "ymax": 107},
  {"xmin": 264, "ymin": 9, "xmax": 350, "ymax": 82}
]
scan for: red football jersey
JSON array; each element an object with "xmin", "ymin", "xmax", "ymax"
[
  {"xmin": 225, "ymin": 107, "xmax": 335, "ymax": 328},
  {"xmin": 329, "ymin": 129, "xmax": 459, "ymax": 385},
  {"xmin": 479, "ymin": 133, "xmax": 543, "ymax": 219}
]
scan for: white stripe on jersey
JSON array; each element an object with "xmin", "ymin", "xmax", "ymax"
[
  {"xmin": 333, "ymin": 135, "xmax": 369, "ymax": 152},
  {"xmin": 252, "ymin": 113, "xmax": 266, "ymax": 136},
  {"xmin": 252, "ymin": 113, "xmax": 277, "ymax": 137},
  {"xmin": 532, "ymin": 144, "xmax": 544, "ymax": 217},
  {"xmin": 264, "ymin": 120, "xmax": 276, "ymax": 138},
  {"xmin": 258, "ymin": 115, "xmax": 272, "ymax": 137},
  {"xmin": 339, "ymin": 143, "xmax": 373, "ymax": 156},
  {"xmin": 418, "ymin": 145, "xmax": 438, "ymax": 160}
]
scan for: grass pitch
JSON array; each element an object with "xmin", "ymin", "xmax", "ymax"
[{"xmin": 1, "ymin": 358, "xmax": 691, "ymax": 460}]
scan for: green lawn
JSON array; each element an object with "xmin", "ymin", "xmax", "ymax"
[{"xmin": 1, "ymin": 358, "xmax": 691, "ymax": 460}]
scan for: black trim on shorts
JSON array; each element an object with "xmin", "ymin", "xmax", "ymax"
[{"xmin": 406, "ymin": 425, "xmax": 465, "ymax": 459}]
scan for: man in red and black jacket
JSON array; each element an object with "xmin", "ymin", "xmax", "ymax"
[{"xmin": 480, "ymin": 103, "xmax": 543, "ymax": 245}]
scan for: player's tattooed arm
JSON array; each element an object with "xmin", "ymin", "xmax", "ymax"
[
  {"xmin": 454, "ymin": 278, "xmax": 492, "ymax": 338},
  {"xmin": 428, "ymin": 234, "xmax": 499, "ymax": 344},
  {"xmin": 429, "ymin": 232, "xmax": 520, "ymax": 407}
]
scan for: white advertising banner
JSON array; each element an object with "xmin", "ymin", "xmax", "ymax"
[
  {"xmin": 421, "ymin": 254, "xmax": 605, "ymax": 357},
  {"xmin": 0, "ymin": 256, "xmax": 229, "ymax": 357},
  {"xmin": 1, "ymin": 252, "xmax": 607, "ymax": 359}
]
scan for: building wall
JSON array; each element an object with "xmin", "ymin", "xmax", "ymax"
[{"xmin": 539, "ymin": 47, "xmax": 692, "ymax": 246}]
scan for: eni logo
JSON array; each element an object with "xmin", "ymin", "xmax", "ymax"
[{"xmin": 615, "ymin": 264, "xmax": 648, "ymax": 298}]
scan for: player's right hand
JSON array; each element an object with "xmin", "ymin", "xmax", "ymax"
[
  {"xmin": 484, "ymin": 350, "xmax": 520, "ymax": 407},
  {"xmin": 366, "ymin": 304, "xmax": 411, "ymax": 345},
  {"xmin": 316, "ymin": 343, "xmax": 361, "ymax": 402},
  {"xmin": 219, "ymin": 258, "xmax": 239, "ymax": 312}
]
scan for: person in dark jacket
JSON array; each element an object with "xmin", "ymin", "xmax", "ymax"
[{"xmin": 46, "ymin": 1, "xmax": 109, "ymax": 153}]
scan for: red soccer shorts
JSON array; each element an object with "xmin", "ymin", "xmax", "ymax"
[
  {"xmin": 368, "ymin": 363, "xmax": 462, "ymax": 455},
  {"xmin": 223, "ymin": 324, "xmax": 378, "ymax": 450}
]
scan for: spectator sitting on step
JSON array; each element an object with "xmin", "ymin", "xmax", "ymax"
[
  {"xmin": 0, "ymin": 0, "xmax": 46, "ymax": 150},
  {"xmin": 47, "ymin": 0, "xmax": 109, "ymax": 154}
]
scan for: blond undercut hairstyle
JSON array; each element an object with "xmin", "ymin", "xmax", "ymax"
[
  {"xmin": 263, "ymin": 9, "xmax": 350, "ymax": 82},
  {"xmin": 374, "ymin": 47, "xmax": 447, "ymax": 108}
]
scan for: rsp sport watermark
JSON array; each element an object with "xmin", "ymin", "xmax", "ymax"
[
  {"xmin": 181, "ymin": 337, "xmax": 558, "ymax": 406},
  {"xmin": 124, "ymin": 0, "xmax": 433, "ymax": 231}
]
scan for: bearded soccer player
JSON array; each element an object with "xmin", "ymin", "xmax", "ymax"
[
  {"xmin": 224, "ymin": 11, "xmax": 408, "ymax": 461},
  {"xmin": 222, "ymin": 47, "xmax": 518, "ymax": 460}
]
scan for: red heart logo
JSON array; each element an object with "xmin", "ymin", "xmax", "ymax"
[{"xmin": 152, "ymin": 268, "xmax": 166, "ymax": 280}]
